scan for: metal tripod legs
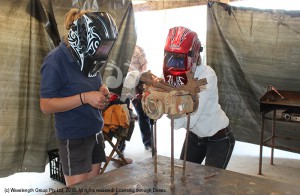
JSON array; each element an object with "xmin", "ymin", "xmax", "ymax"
[{"xmin": 152, "ymin": 114, "xmax": 190, "ymax": 190}]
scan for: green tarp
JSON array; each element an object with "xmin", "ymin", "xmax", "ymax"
[{"xmin": 207, "ymin": 2, "xmax": 300, "ymax": 150}]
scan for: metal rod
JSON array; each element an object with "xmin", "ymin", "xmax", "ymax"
[
  {"xmin": 170, "ymin": 115, "xmax": 175, "ymax": 189},
  {"xmin": 151, "ymin": 120, "xmax": 155, "ymax": 157},
  {"xmin": 182, "ymin": 113, "xmax": 190, "ymax": 181},
  {"xmin": 154, "ymin": 120, "xmax": 157, "ymax": 174},
  {"xmin": 153, "ymin": 120, "xmax": 158, "ymax": 184}
]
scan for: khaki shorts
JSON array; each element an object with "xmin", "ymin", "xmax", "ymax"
[{"xmin": 57, "ymin": 133, "xmax": 106, "ymax": 176}]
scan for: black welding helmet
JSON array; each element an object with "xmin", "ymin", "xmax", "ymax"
[{"xmin": 68, "ymin": 12, "xmax": 118, "ymax": 77}]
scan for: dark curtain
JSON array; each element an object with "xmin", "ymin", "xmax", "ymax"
[
  {"xmin": 207, "ymin": 2, "xmax": 300, "ymax": 152},
  {"xmin": 0, "ymin": 0, "xmax": 136, "ymax": 177}
]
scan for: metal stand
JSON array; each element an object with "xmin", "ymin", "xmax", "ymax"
[
  {"xmin": 153, "ymin": 120, "xmax": 158, "ymax": 184},
  {"xmin": 182, "ymin": 113, "xmax": 190, "ymax": 181},
  {"xmin": 152, "ymin": 114, "xmax": 191, "ymax": 190},
  {"xmin": 170, "ymin": 116, "xmax": 175, "ymax": 189}
]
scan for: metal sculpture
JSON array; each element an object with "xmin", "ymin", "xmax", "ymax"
[{"xmin": 140, "ymin": 70, "xmax": 207, "ymax": 189}]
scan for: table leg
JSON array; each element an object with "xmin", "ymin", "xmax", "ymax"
[
  {"xmin": 271, "ymin": 110, "xmax": 276, "ymax": 165},
  {"xmin": 259, "ymin": 112, "xmax": 265, "ymax": 175}
]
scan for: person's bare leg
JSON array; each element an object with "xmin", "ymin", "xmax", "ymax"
[
  {"xmin": 88, "ymin": 163, "xmax": 101, "ymax": 179},
  {"xmin": 64, "ymin": 163, "xmax": 101, "ymax": 186},
  {"xmin": 64, "ymin": 173, "xmax": 88, "ymax": 186}
]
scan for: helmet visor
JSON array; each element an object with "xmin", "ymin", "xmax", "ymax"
[
  {"xmin": 92, "ymin": 40, "xmax": 115, "ymax": 60},
  {"xmin": 164, "ymin": 52, "xmax": 187, "ymax": 70}
]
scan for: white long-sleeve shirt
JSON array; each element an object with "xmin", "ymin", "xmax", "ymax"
[{"xmin": 174, "ymin": 64, "xmax": 229, "ymax": 137}]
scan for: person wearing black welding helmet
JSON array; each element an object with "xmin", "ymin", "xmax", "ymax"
[
  {"xmin": 40, "ymin": 9, "xmax": 118, "ymax": 186},
  {"xmin": 163, "ymin": 26, "xmax": 235, "ymax": 169},
  {"xmin": 68, "ymin": 11, "xmax": 118, "ymax": 77}
]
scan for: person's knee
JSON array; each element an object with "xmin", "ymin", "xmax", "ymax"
[{"xmin": 64, "ymin": 173, "xmax": 88, "ymax": 186}]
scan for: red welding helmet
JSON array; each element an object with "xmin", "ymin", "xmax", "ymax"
[{"xmin": 163, "ymin": 26, "xmax": 202, "ymax": 87}]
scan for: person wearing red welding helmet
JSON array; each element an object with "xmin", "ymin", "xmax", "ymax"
[{"xmin": 164, "ymin": 26, "xmax": 235, "ymax": 169}]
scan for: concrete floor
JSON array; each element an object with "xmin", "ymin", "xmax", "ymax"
[{"xmin": 1, "ymin": 115, "xmax": 300, "ymax": 194}]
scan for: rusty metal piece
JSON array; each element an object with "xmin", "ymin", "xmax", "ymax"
[
  {"xmin": 179, "ymin": 71, "xmax": 207, "ymax": 111},
  {"xmin": 140, "ymin": 70, "xmax": 207, "ymax": 96},
  {"xmin": 204, "ymin": 173, "xmax": 216, "ymax": 179},
  {"xmin": 267, "ymin": 85, "xmax": 285, "ymax": 100},
  {"xmin": 142, "ymin": 88, "xmax": 195, "ymax": 120},
  {"xmin": 139, "ymin": 70, "xmax": 174, "ymax": 92},
  {"xmin": 174, "ymin": 164, "xmax": 183, "ymax": 168},
  {"xmin": 140, "ymin": 70, "xmax": 207, "ymax": 120}
]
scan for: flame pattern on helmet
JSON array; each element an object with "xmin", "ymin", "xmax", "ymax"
[
  {"xmin": 163, "ymin": 26, "xmax": 202, "ymax": 87},
  {"xmin": 168, "ymin": 27, "xmax": 191, "ymax": 50},
  {"xmin": 165, "ymin": 26, "xmax": 201, "ymax": 55}
]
